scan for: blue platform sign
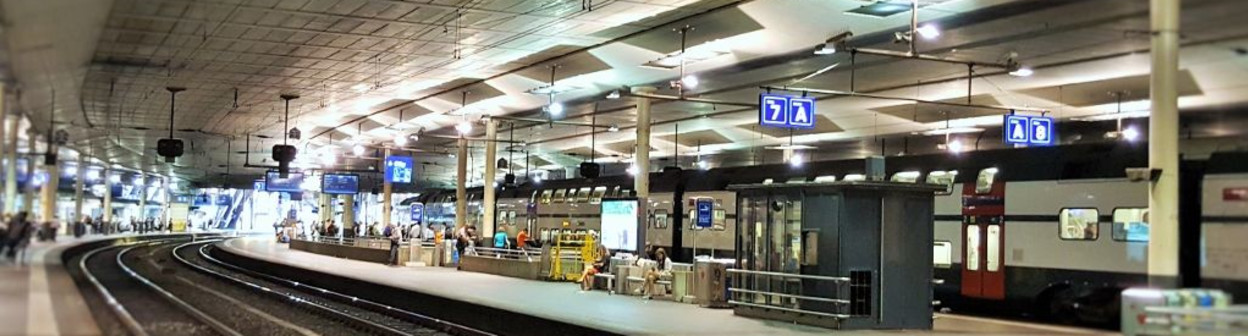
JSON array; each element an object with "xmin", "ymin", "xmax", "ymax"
[
  {"xmin": 410, "ymin": 204, "xmax": 424, "ymax": 222},
  {"xmin": 1004, "ymin": 114, "xmax": 1055, "ymax": 146},
  {"xmin": 759, "ymin": 94, "xmax": 789, "ymax": 127},
  {"xmin": 789, "ymin": 97, "xmax": 816, "ymax": 129},
  {"xmin": 695, "ymin": 198, "xmax": 713, "ymax": 228},
  {"xmin": 253, "ymin": 180, "xmax": 265, "ymax": 191},
  {"xmin": 384, "ymin": 155, "xmax": 414, "ymax": 183}
]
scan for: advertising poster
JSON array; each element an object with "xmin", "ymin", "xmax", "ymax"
[
  {"xmin": 170, "ymin": 203, "xmax": 190, "ymax": 232},
  {"xmin": 600, "ymin": 199, "xmax": 638, "ymax": 252}
]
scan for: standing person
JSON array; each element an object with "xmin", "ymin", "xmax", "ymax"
[
  {"xmin": 408, "ymin": 224, "xmax": 422, "ymax": 242},
  {"xmin": 387, "ymin": 223, "xmax": 402, "ymax": 266},
  {"xmin": 516, "ymin": 228, "xmax": 530, "ymax": 249},
  {"xmin": 5, "ymin": 212, "xmax": 33, "ymax": 260}
]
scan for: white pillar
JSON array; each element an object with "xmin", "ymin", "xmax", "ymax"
[
  {"xmin": 21, "ymin": 134, "xmax": 36, "ymax": 213},
  {"xmin": 39, "ymin": 151, "xmax": 59, "ymax": 224},
  {"xmin": 632, "ymin": 87, "xmax": 656, "ymax": 201},
  {"xmin": 74, "ymin": 156, "xmax": 86, "ymax": 222},
  {"xmin": 102, "ymin": 168, "xmax": 113, "ymax": 224},
  {"xmin": 138, "ymin": 172, "xmax": 147, "ymax": 220},
  {"xmin": 483, "ymin": 120, "xmax": 497, "ymax": 237},
  {"xmin": 342, "ymin": 194, "xmax": 355, "ymax": 232},
  {"xmin": 455, "ymin": 138, "xmax": 467, "ymax": 229},
  {"xmin": 383, "ymin": 148, "xmax": 393, "ymax": 228},
  {"xmin": 1148, "ymin": 0, "xmax": 1180, "ymax": 286},
  {"xmin": 2, "ymin": 109, "xmax": 15, "ymax": 214}
]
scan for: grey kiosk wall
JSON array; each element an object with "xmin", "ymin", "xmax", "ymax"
[{"xmin": 729, "ymin": 181, "xmax": 940, "ymax": 330}]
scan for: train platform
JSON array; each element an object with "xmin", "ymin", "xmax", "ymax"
[
  {"xmin": 0, "ymin": 235, "xmax": 108, "ymax": 336},
  {"xmin": 220, "ymin": 237, "xmax": 1113, "ymax": 335}
]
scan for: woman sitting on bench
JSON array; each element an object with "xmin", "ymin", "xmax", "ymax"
[
  {"xmin": 580, "ymin": 238, "xmax": 610, "ymax": 291},
  {"xmin": 642, "ymin": 248, "xmax": 672, "ymax": 300}
]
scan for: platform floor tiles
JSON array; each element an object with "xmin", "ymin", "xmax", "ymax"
[
  {"xmin": 0, "ymin": 235, "xmax": 107, "ymax": 336},
  {"xmin": 223, "ymin": 237, "xmax": 1116, "ymax": 336}
]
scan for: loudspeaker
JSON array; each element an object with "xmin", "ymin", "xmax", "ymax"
[
  {"xmin": 157, "ymin": 138, "xmax": 184, "ymax": 162},
  {"xmin": 579, "ymin": 162, "xmax": 601, "ymax": 178}
]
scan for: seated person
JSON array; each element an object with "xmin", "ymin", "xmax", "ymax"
[
  {"xmin": 579, "ymin": 238, "xmax": 611, "ymax": 292},
  {"xmin": 642, "ymin": 248, "xmax": 673, "ymax": 300}
]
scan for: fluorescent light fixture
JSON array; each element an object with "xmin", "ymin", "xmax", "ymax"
[
  {"xmin": 916, "ymin": 25, "xmax": 940, "ymax": 39},
  {"xmin": 845, "ymin": 1, "xmax": 913, "ymax": 17},
  {"xmin": 1073, "ymin": 111, "xmax": 1151, "ymax": 122},
  {"xmin": 641, "ymin": 50, "xmax": 729, "ymax": 70},
  {"xmin": 538, "ymin": 164, "xmax": 564, "ymax": 170},
  {"xmin": 353, "ymin": 144, "xmax": 366, "ymax": 156},
  {"xmin": 681, "ymin": 75, "xmax": 699, "ymax": 89},
  {"xmin": 456, "ymin": 121, "xmax": 473, "ymax": 135},
  {"xmin": 394, "ymin": 134, "xmax": 409, "ymax": 146},
  {"xmin": 813, "ymin": 43, "xmax": 837, "ymax": 55},
  {"xmin": 605, "ymin": 90, "xmax": 621, "ymax": 99},
  {"xmin": 789, "ymin": 153, "xmax": 804, "ymax": 167},
  {"xmin": 608, "ymin": 125, "xmax": 620, "ymax": 132},
  {"xmin": 1009, "ymin": 67, "xmax": 1034, "ymax": 77},
  {"xmin": 526, "ymin": 84, "xmax": 583, "ymax": 96},
  {"xmin": 917, "ymin": 127, "xmax": 984, "ymax": 136},
  {"xmin": 945, "ymin": 139, "xmax": 965, "ymax": 153},
  {"xmin": 765, "ymin": 144, "xmax": 817, "ymax": 150}
]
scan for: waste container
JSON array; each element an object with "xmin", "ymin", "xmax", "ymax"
[{"xmin": 696, "ymin": 260, "xmax": 729, "ymax": 308}]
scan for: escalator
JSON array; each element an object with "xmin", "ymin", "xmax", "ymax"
[{"xmin": 223, "ymin": 189, "xmax": 251, "ymax": 230}]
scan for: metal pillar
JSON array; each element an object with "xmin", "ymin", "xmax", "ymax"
[
  {"xmin": 1148, "ymin": 0, "xmax": 1181, "ymax": 286},
  {"xmin": 73, "ymin": 156, "xmax": 85, "ymax": 222},
  {"xmin": 39, "ymin": 152, "xmax": 59, "ymax": 224},
  {"xmin": 455, "ymin": 138, "xmax": 467, "ymax": 229},
  {"xmin": 632, "ymin": 87, "xmax": 656, "ymax": 201},
  {"xmin": 383, "ymin": 148, "xmax": 393, "ymax": 228},
  {"xmin": 483, "ymin": 120, "xmax": 497, "ymax": 237},
  {"xmin": 102, "ymin": 169, "xmax": 113, "ymax": 225}
]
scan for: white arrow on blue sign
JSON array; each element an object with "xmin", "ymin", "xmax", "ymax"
[
  {"xmin": 759, "ymin": 94, "xmax": 789, "ymax": 127},
  {"xmin": 1004, "ymin": 115, "xmax": 1031, "ymax": 145},
  {"xmin": 788, "ymin": 97, "xmax": 815, "ymax": 129}
]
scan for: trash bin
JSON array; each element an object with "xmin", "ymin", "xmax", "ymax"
[{"xmin": 696, "ymin": 260, "xmax": 729, "ymax": 308}]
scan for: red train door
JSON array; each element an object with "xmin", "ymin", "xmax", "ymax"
[{"xmin": 960, "ymin": 169, "xmax": 1006, "ymax": 300}]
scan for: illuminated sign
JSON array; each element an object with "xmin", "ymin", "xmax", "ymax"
[
  {"xmin": 1004, "ymin": 114, "xmax": 1055, "ymax": 146},
  {"xmin": 384, "ymin": 155, "xmax": 414, "ymax": 183},
  {"xmin": 759, "ymin": 93, "xmax": 816, "ymax": 129}
]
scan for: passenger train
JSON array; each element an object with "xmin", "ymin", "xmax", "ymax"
[{"xmin": 420, "ymin": 143, "xmax": 1248, "ymax": 326}]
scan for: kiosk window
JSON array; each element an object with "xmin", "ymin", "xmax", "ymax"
[
  {"xmin": 975, "ymin": 168, "xmax": 998, "ymax": 194},
  {"xmin": 926, "ymin": 170, "xmax": 958, "ymax": 195},
  {"xmin": 552, "ymin": 189, "xmax": 565, "ymax": 204},
  {"xmin": 890, "ymin": 171, "xmax": 921, "ymax": 183},
  {"xmin": 590, "ymin": 187, "xmax": 607, "ymax": 204},
  {"xmin": 1112, "ymin": 208, "xmax": 1149, "ymax": 242},
  {"xmin": 1059, "ymin": 208, "xmax": 1099, "ymax": 240}
]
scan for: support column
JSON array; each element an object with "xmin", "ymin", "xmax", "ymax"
[
  {"xmin": 1148, "ymin": 0, "xmax": 1180, "ymax": 287},
  {"xmin": 383, "ymin": 148, "xmax": 393, "ymax": 228},
  {"xmin": 483, "ymin": 120, "xmax": 497, "ymax": 237},
  {"xmin": 21, "ymin": 133, "xmax": 36, "ymax": 213},
  {"xmin": 319, "ymin": 192, "xmax": 331, "ymax": 224},
  {"xmin": 3, "ymin": 110, "xmax": 15, "ymax": 213},
  {"xmin": 342, "ymin": 194, "xmax": 356, "ymax": 233},
  {"xmin": 632, "ymin": 87, "xmax": 655, "ymax": 201},
  {"xmin": 138, "ymin": 172, "xmax": 147, "ymax": 220},
  {"xmin": 39, "ymin": 150, "xmax": 59, "ymax": 224},
  {"xmin": 455, "ymin": 138, "xmax": 467, "ymax": 229},
  {"xmin": 74, "ymin": 156, "xmax": 86, "ymax": 222},
  {"xmin": 102, "ymin": 169, "xmax": 113, "ymax": 225}
]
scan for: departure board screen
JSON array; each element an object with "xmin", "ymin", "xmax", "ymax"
[
  {"xmin": 264, "ymin": 171, "xmax": 304, "ymax": 193},
  {"xmin": 321, "ymin": 173, "xmax": 359, "ymax": 195}
]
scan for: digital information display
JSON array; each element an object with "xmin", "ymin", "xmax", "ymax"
[
  {"xmin": 264, "ymin": 171, "xmax": 305, "ymax": 193},
  {"xmin": 321, "ymin": 173, "xmax": 359, "ymax": 195},
  {"xmin": 385, "ymin": 155, "xmax": 414, "ymax": 183},
  {"xmin": 600, "ymin": 199, "xmax": 639, "ymax": 252}
]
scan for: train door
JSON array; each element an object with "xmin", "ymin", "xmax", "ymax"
[{"xmin": 961, "ymin": 168, "xmax": 1006, "ymax": 300}]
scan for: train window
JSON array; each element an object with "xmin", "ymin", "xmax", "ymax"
[
  {"xmin": 986, "ymin": 225, "xmax": 1001, "ymax": 271},
  {"xmin": 843, "ymin": 174, "xmax": 866, "ymax": 182},
  {"xmin": 1058, "ymin": 208, "xmax": 1099, "ymax": 240},
  {"xmin": 965, "ymin": 229, "xmax": 980, "ymax": 271},
  {"xmin": 609, "ymin": 186, "xmax": 620, "ymax": 197},
  {"xmin": 565, "ymin": 188, "xmax": 576, "ymax": 203},
  {"xmin": 1112, "ymin": 208, "xmax": 1150, "ymax": 242},
  {"xmin": 890, "ymin": 171, "xmax": 921, "ymax": 183},
  {"xmin": 530, "ymin": 190, "xmax": 540, "ymax": 204},
  {"xmin": 540, "ymin": 190, "xmax": 552, "ymax": 204},
  {"xmin": 926, "ymin": 170, "xmax": 958, "ymax": 195},
  {"xmin": 552, "ymin": 189, "xmax": 565, "ymax": 203},
  {"xmin": 712, "ymin": 209, "xmax": 727, "ymax": 231},
  {"xmin": 814, "ymin": 175, "xmax": 837, "ymax": 183},
  {"xmin": 786, "ymin": 177, "xmax": 806, "ymax": 184},
  {"xmin": 933, "ymin": 241, "xmax": 952, "ymax": 269},
  {"xmin": 652, "ymin": 210, "xmax": 669, "ymax": 229},
  {"xmin": 590, "ymin": 187, "xmax": 606, "ymax": 204},
  {"xmin": 576, "ymin": 187, "xmax": 591, "ymax": 203},
  {"xmin": 620, "ymin": 188, "xmax": 633, "ymax": 197},
  {"xmin": 975, "ymin": 168, "xmax": 998, "ymax": 194},
  {"xmin": 762, "ymin": 178, "xmax": 774, "ymax": 185}
]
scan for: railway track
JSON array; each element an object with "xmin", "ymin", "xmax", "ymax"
[{"xmin": 75, "ymin": 236, "xmax": 489, "ymax": 336}]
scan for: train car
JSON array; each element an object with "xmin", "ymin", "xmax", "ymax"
[{"xmin": 1198, "ymin": 152, "xmax": 1248, "ymax": 299}]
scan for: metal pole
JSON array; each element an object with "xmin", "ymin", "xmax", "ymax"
[
  {"xmin": 1148, "ymin": 0, "xmax": 1180, "ymax": 287},
  {"xmin": 383, "ymin": 148, "xmax": 393, "ymax": 229},
  {"xmin": 483, "ymin": 120, "xmax": 498, "ymax": 237},
  {"xmin": 456, "ymin": 138, "xmax": 467, "ymax": 229}
]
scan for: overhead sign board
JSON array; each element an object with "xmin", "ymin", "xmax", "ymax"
[
  {"xmin": 759, "ymin": 93, "xmax": 816, "ymax": 129},
  {"xmin": 1003, "ymin": 114, "xmax": 1055, "ymax": 146},
  {"xmin": 695, "ymin": 198, "xmax": 713, "ymax": 228},
  {"xmin": 385, "ymin": 155, "xmax": 414, "ymax": 183}
]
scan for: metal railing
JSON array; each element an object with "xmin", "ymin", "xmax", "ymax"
[
  {"xmin": 1134, "ymin": 305, "xmax": 1248, "ymax": 335},
  {"xmin": 464, "ymin": 246, "xmax": 542, "ymax": 261},
  {"xmin": 726, "ymin": 268, "xmax": 855, "ymax": 320}
]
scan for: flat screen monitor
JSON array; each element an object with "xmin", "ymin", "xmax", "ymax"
[
  {"xmin": 384, "ymin": 155, "xmax": 414, "ymax": 183},
  {"xmin": 599, "ymin": 199, "xmax": 639, "ymax": 252},
  {"xmin": 321, "ymin": 173, "xmax": 359, "ymax": 195},
  {"xmin": 264, "ymin": 171, "xmax": 304, "ymax": 193}
]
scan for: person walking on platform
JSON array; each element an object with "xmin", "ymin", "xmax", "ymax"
[
  {"xmin": 516, "ymin": 228, "xmax": 529, "ymax": 249},
  {"xmin": 4, "ymin": 212, "xmax": 33, "ymax": 261},
  {"xmin": 387, "ymin": 223, "xmax": 402, "ymax": 266}
]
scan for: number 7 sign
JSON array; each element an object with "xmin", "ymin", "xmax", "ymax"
[{"xmin": 759, "ymin": 94, "xmax": 789, "ymax": 127}]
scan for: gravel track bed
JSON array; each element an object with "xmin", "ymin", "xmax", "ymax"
[{"xmin": 81, "ymin": 244, "xmax": 220, "ymax": 336}]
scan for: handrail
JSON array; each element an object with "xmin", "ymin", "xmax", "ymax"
[
  {"xmin": 728, "ymin": 288, "xmax": 850, "ymax": 305},
  {"xmin": 727, "ymin": 268, "xmax": 850, "ymax": 283},
  {"xmin": 729, "ymin": 300, "xmax": 851, "ymax": 319}
]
